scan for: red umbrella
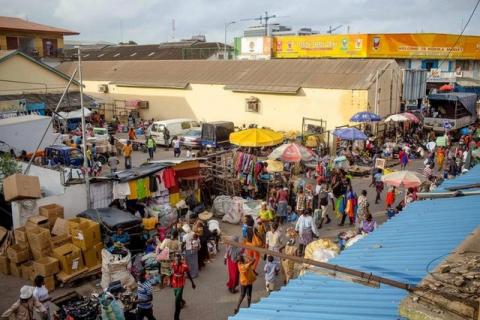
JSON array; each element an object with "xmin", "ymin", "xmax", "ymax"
[
  {"xmin": 439, "ymin": 84, "xmax": 453, "ymax": 91},
  {"xmin": 401, "ymin": 112, "xmax": 420, "ymax": 123},
  {"xmin": 267, "ymin": 143, "xmax": 315, "ymax": 162}
]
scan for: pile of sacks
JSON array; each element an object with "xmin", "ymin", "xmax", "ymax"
[
  {"xmin": 212, "ymin": 196, "xmax": 262, "ymax": 224},
  {"xmin": 101, "ymin": 249, "xmax": 136, "ymax": 291},
  {"xmin": 302, "ymin": 239, "xmax": 341, "ymax": 274}
]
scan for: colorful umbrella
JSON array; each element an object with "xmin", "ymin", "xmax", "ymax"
[
  {"xmin": 381, "ymin": 170, "xmax": 423, "ymax": 188},
  {"xmin": 332, "ymin": 127, "xmax": 367, "ymax": 141},
  {"xmin": 384, "ymin": 114, "xmax": 409, "ymax": 122},
  {"xmin": 401, "ymin": 112, "xmax": 420, "ymax": 123},
  {"xmin": 268, "ymin": 143, "xmax": 314, "ymax": 162},
  {"xmin": 264, "ymin": 159, "xmax": 284, "ymax": 173},
  {"xmin": 229, "ymin": 128, "xmax": 284, "ymax": 147},
  {"xmin": 350, "ymin": 111, "xmax": 381, "ymax": 122}
]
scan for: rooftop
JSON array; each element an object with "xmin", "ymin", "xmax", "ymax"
[
  {"xmin": 0, "ymin": 16, "xmax": 79, "ymax": 35},
  {"xmin": 231, "ymin": 166, "xmax": 480, "ymax": 320},
  {"xmin": 56, "ymin": 58, "xmax": 398, "ymax": 92},
  {"xmin": 0, "ymin": 114, "xmax": 49, "ymax": 126}
]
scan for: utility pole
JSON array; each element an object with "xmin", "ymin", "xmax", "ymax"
[
  {"xmin": 224, "ymin": 21, "xmax": 236, "ymax": 60},
  {"xmin": 262, "ymin": 11, "xmax": 277, "ymax": 36},
  {"xmin": 78, "ymin": 47, "xmax": 91, "ymax": 209}
]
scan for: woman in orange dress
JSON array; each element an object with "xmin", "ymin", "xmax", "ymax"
[{"xmin": 436, "ymin": 147, "xmax": 445, "ymax": 172}]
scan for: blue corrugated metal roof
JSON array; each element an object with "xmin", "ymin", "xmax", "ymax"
[
  {"xmin": 231, "ymin": 169, "xmax": 480, "ymax": 320},
  {"xmin": 437, "ymin": 164, "xmax": 480, "ymax": 191}
]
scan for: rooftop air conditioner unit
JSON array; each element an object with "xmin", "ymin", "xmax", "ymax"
[{"xmin": 98, "ymin": 84, "xmax": 108, "ymax": 93}]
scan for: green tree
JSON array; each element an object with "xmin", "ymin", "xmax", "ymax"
[{"xmin": 0, "ymin": 154, "xmax": 21, "ymax": 193}]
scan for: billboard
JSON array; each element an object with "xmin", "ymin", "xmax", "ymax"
[
  {"xmin": 274, "ymin": 34, "xmax": 368, "ymax": 58},
  {"xmin": 366, "ymin": 34, "xmax": 480, "ymax": 60},
  {"xmin": 273, "ymin": 33, "xmax": 480, "ymax": 60}
]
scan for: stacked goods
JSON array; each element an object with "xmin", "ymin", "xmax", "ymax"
[
  {"xmin": 25, "ymin": 216, "xmax": 50, "ymax": 231},
  {"xmin": 27, "ymin": 227, "xmax": 52, "ymax": 260},
  {"xmin": 2, "ymin": 174, "xmax": 41, "ymax": 201},
  {"xmin": 39, "ymin": 204, "xmax": 64, "ymax": 229},
  {"xmin": 101, "ymin": 249, "xmax": 136, "ymax": 291},
  {"xmin": 14, "ymin": 227, "xmax": 28, "ymax": 246},
  {"xmin": 20, "ymin": 261, "xmax": 34, "ymax": 281},
  {"xmin": 7, "ymin": 244, "xmax": 30, "ymax": 277},
  {"xmin": 0, "ymin": 255, "xmax": 10, "ymax": 275},
  {"xmin": 68, "ymin": 218, "xmax": 102, "ymax": 269},
  {"xmin": 34, "ymin": 257, "xmax": 60, "ymax": 291},
  {"xmin": 53, "ymin": 243, "xmax": 85, "ymax": 277},
  {"xmin": 50, "ymin": 234, "xmax": 72, "ymax": 249}
]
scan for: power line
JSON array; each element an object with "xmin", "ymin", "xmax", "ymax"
[{"xmin": 436, "ymin": 0, "xmax": 480, "ymax": 71}]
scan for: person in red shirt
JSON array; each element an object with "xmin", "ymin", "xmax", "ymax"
[{"xmin": 171, "ymin": 253, "xmax": 196, "ymax": 320}]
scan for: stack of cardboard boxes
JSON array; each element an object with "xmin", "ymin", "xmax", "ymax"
[{"xmin": 0, "ymin": 204, "xmax": 103, "ymax": 288}]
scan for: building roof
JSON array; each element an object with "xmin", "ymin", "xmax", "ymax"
[
  {"xmin": 62, "ymin": 41, "xmax": 230, "ymax": 61},
  {"xmin": 436, "ymin": 164, "xmax": 480, "ymax": 191},
  {"xmin": 0, "ymin": 50, "xmax": 80, "ymax": 85},
  {"xmin": 0, "ymin": 114, "xmax": 49, "ymax": 126},
  {"xmin": 231, "ymin": 167, "xmax": 480, "ymax": 320},
  {"xmin": 57, "ymin": 59, "xmax": 397, "ymax": 92},
  {"xmin": 0, "ymin": 92, "xmax": 96, "ymax": 112},
  {"xmin": 0, "ymin": 16, "xmax": 79, "ymax": 35}
]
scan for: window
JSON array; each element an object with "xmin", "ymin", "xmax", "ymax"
[
  {"xmin": 130, "ymin": 52, "xmax": 137, "ymax": 57},
  {"xmin": 148, "ymin": 52, "xmax": 155, "ymax": 56},
  {"xmin": 113, "ymin": 53, "xmax": 120, "ymax": 57},
  {"xmin": 181, "ymin": 122, "xmax": 191, "ymax": 130},
  {"xmin": 246, "ymin": 96, "xmax": 260, "ymax": 113},
  {"xmin": 456, "ymin": 60, "xmax": 470, "ymax": 71},
  {"xmin": 97, "ymin": 53, "xmax": 105, "ymax": 58}
]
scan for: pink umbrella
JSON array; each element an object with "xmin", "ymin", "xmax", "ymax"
[
  {"xmin": 381, "ymin": 170, "xmax": 423, "ymax": 188},
  {"xmin": 401, "ymin": 112, "xmax": 420, "ymax": 123},
  {"xmin": 268, "ymin": 143, "xmax": 315, "ymax": 162}
]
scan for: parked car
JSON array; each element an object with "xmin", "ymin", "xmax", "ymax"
[
  {"xmin": 201, "ymin": 121, "xmax": 234, "ymax": 148},
  {"xmin": 44, "ymin": 145, "xmax": 84, "ymax": 167},
  {"xmin": 147, "ymin": 119, "xmax": 200, "ymax": 145},
  {"xmin": 92, "ymin": 127, "xmax": 109, "ymax": 140},
  {"xmin": 180, "ymin": 129, "xmax": 202, "ymax": 148}
]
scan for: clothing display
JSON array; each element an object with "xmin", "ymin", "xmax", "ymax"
[
  {"xmin": 113, "ymin": 182, "xmax": 131, "ymax": 200},
  {"xmin": 162, "ymin": 168, "xmax": 177, "ymax": 189}
]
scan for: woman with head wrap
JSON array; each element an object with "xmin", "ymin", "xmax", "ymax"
[{"xmin": 225, "ymin": 235, "xmax": 242, "ymax": 293}]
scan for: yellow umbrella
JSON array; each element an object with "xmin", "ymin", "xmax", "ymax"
[
  {"xmin": 265, "ymin": 159, "xmax": 284, "ymax": 173},
  {"xmin": 229, "ymin": 128, "xmax": 284, "ymax": 147}
]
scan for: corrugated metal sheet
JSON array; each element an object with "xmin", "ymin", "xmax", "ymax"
[
  {"xmin": 403, "ymin": 69, "xmax": 427, "ymax": 101},
  {"xmin": 436, "ymin": 164, "xmax": 480, "ymax": 191},
  {"xmin": 231, "ymin": 169, "xmax": 480, "ymax": 320},
  {"xmin": 57, "ymin": 59, "xmax": 398, "ymax": 91}
]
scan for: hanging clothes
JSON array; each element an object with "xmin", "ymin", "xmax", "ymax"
[
  {"xmin": 136, "ymin": 177, "xmax": 151, "ymax": 199},
  {"xmin": 113, "ymin": 182, "xmax": 131, "ymax": 200},
  {"xmin": 162, "ymin": 168, "xmax": 177, "ymax": 189},
  {"xmin": 127, "ymin": 180, "xmax": 138, "ymax": 200}
]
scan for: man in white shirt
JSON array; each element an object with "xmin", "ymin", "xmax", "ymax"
[
  {"xmin": 172, "ymin": 136, "xmax": 181, "ymax": 158},
  {"xmin": 295, "ymin": 209, "xmax": 319, "ymax": 256}
]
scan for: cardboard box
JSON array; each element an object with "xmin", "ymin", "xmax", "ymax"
[
  {"xmin": 3, "ymin": 174, "xmax": 41, "ymax": 202},
  {"xmin": 39, "ymin": 204, "xmax": 64, "ymax": 227},
  {"xmin": 33, "ymin": 257, "xmax": 60, "ymax": 277},
  {"xmin": 14, "ymin": 226, "xmax": 28, "ymax": 244},
  {"xmin": 94, "ymin": 242, "xmax": 103, "ymax": 264},
  {"xmin": 68, "ymin": 218, "xmax": 101, "ymax": 250},
  {"xmin": 7, "ymin": 244, "xmax": 31, "ymax": 264},
  {"xmin": 26, "ymin": 216, "xmax": 50, "ymax": 231},
  {"xmin": 44, "ymin": 275, "xmax": 55, "ymax": 292},
  {"xmin": 82, "ymin": 247, "xmax": 98, "ymax": 268},
  {"xmin": 21, "ymin": 261, "xmax": 34, "ymax": 281},
  {"xmin": 27, "ymin": 227, "xmax": 51, "ymax": 251},
  {"xmin": 52, "ymin": 243, "xmax": 84, "ymax": 275},
  {"xmin": 0, "ymin": 255, "xmax": 10, "ymax": 275},
  {"xmin": 10, "ymin": 262, "xmax": 22, "ymax": 277},
  {"xmin": 31, "ymin": 247, "xmax": 52, "ymax": 261},
  {"xmin": 50, "ymin": 234, "xmax": 72, "ymax": 248},
  {"xmin": 52, "ymin": 218, "xmax": 69, "ymax": 236}
]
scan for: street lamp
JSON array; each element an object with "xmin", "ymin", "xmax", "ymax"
[{"xmin": 224, "ymin": 21, "xmax": 236, "ymax": 60}]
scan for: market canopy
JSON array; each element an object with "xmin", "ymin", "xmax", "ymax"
[
  {"xmin": 264, "ymin": 159, "xmax": 284, "ymax": 173},
  {"xmin": 350, "ymin": 111, "xmax": 381, "ymax": 122},
  {"xmin": 381, "ymin": 170, "xmax": 423, "ymax": 188},
  {"xmin": 384, "ymin": 113, "xmax": 409, "ymax": 122},
  {"xmin": 332, "ymin": 127, "xmax": 367, "ymax": 141},
  {"xmin": 229, "ymin": 128, "xmax": 284, "ymax": 147},
  {"xmin": 268, "ymin": 142, "xmax": 314, "ymax": 162},
  {"xmin": 401, "ymin": 112, "xmax": 420, "ymax": 123},
  {"xmin": 57, "ymin": 107, "xmax": 92, "ymax": 120}
]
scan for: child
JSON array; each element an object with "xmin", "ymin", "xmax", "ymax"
[
  {"xmin": 263, "ymin": 255, "xmax": 279, "ymax": 294},
  {"xmin": 145, "ymin": 238, "xmax": 156, "ymax": 254},
  {"xmin": 386, "ymin": 205, "xmax": 396, "ymax": 219},
  {"xmin": 286, "ymin": 206, "xmax": 298, "ymax": 223}
]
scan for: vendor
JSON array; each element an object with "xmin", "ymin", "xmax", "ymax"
[
  {"xmin": 258, "ymin": 202, "xmax": 274, "ymax": 223},
  {"xmin": 111, "ymin": 227, "xmax": 130, "ymax": 247}
]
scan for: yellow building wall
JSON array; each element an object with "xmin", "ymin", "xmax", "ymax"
[
  {"xmin": 0, "ymin": 55, "xmax": 79, "ymax": 94},
  {"xmin": 82, "ymin": 81, "xmax": 371, "ymax": 132},
  {"xmin": 0, "ymin": 31, "xmax": 65, "ymax": 56}
]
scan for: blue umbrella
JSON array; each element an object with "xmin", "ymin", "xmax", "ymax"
[
  {"xmin": 350, "ymin": 111, "xmax": 381, "ymax": 122},
  {"xmin": 333, "ymin": 127, "xmax": 368, "ymax": 141}
]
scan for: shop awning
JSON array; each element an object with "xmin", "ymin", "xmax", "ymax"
[
  {"xmin": 56, "ymin": 107, "xmax": 92, "ymax": 119},
  {"xmin": 428, "ymin": 92, "xmax": 478, "ymax": 116},
  {"xmin": 110, "ymin": 162, "xmax": 175, "ymax": 182}
]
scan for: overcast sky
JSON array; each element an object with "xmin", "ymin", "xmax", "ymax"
[{"xmin": 2, "ymin": 0, "xmax": 480, "ymax": 44}]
